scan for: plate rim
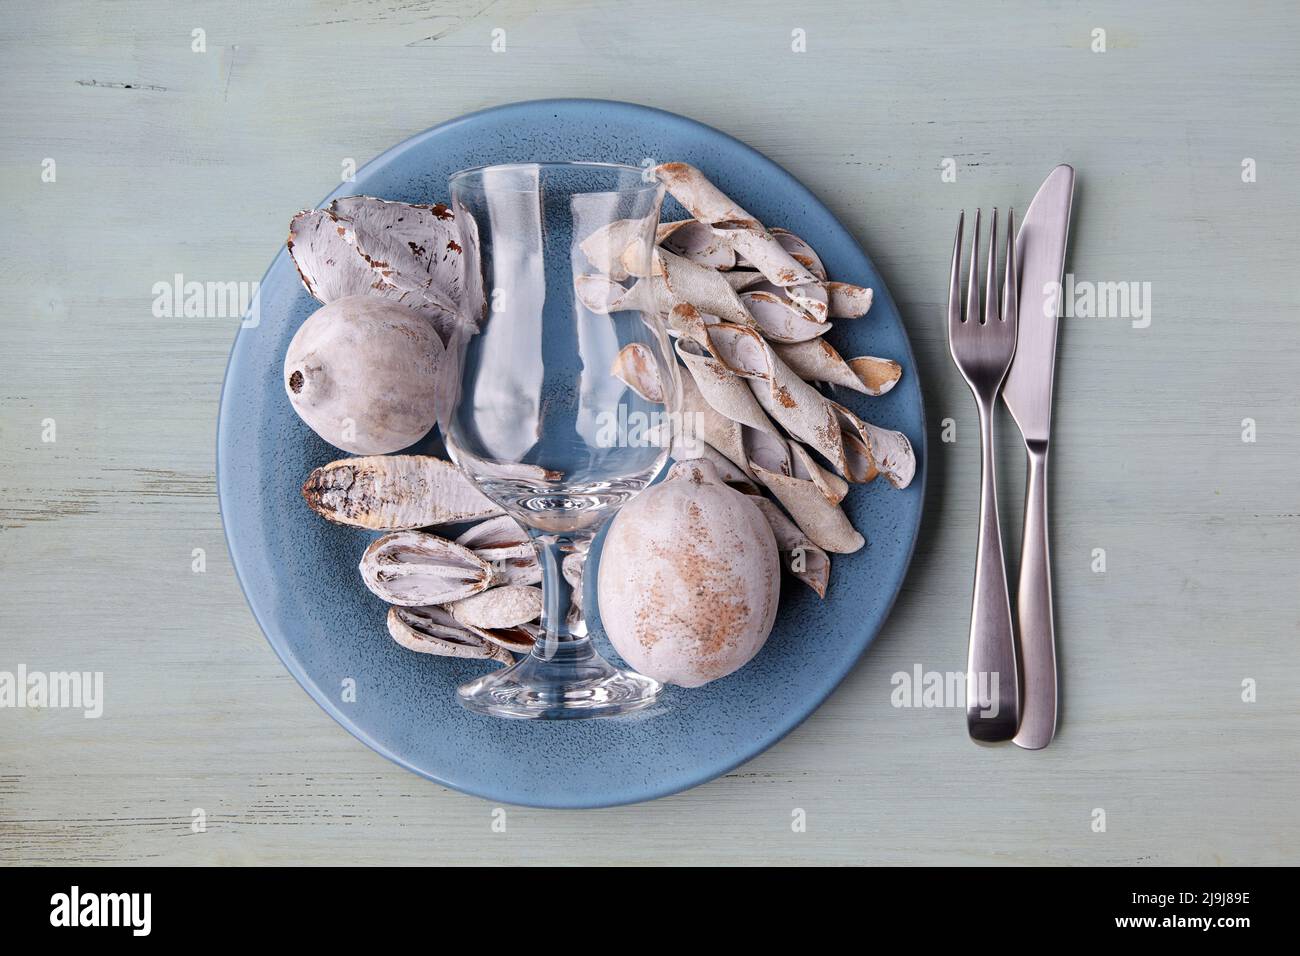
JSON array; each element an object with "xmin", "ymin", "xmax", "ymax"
[{"xmin": 216, "ymin": 98, "xmax": 928, "ymax": 808}]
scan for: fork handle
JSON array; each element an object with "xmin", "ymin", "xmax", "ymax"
[
  {"xmin": 967, "ymin": 403, "xmax": 1021, "ymax": 741},
  {"xmin": 1013, "ymin": 440, "xmax": 1057, "ymax": 749}
]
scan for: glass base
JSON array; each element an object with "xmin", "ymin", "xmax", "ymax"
[{"xmin": 457, "ymin": 639, "xmax": 662, "ymax": 720}]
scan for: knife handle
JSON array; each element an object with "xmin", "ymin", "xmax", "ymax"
[{"xmin": 1014, "ymin": 439, "xmax": 1058, "ymax": 749}]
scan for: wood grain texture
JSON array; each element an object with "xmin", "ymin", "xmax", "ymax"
[{"xmin": 1, "ymin": 0, "xmax": 1297, "ymax": 865}]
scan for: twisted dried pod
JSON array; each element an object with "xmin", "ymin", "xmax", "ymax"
[
  {"xmin": 303, "ymin": 455, "xmax": 501, "ymax": 530},
  {"xmin": 447, "ymin": 585, "xmax": 543, "ymax": 630},
  {"xmin": 611, "ymin": 340, "xmax": 863, "ymax": 554},
  {"xmin": 740, "ymin": 290, "xmax": 831, "ymax": 343},
  {"xmin": 770, "ymin": 227, "xmax": 827, "ymax": 281},
  {"xmin": 657, "ymin": 219, "xmax": 736, "ymax": 270},
  {"xmin": 652, "ymin": 162, "xmax": 826, "ymax": 322},
  {"xmin": 772, "ymin": 339, "xmax": 902, "ymax": 396},
  {"xmin": 700, "ymin": 322, "xmax": 916, "ymax": 488},
  {"xmin": 359, "ymin": 531, "xmax": 494, "ymax": 606},
  {"xmin": 386, "ymin": 605, "xmax": 513, "ymax": 664},
  {"xmin": 747, "ymin": 494, "xmax": 831, "ymax": 598}
]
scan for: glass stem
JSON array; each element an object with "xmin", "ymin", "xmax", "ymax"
[{"xmin": 531, "ymin": 531, "xmax": 593, "ymax": 661}]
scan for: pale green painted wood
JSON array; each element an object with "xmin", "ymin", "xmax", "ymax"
[{"xmin": 1, "ymin": 0, "xmax": 1297, "ymax": 865}]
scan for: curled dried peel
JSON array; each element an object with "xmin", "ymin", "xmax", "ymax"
[
  {"xmin": 827, "ymin": 282, "xmax": 874, "ymax": 319},
  {"xmin": 302, "ymin": 455, "xmax": 501, "ymax": 530},
  {"xmin": 360, "ymin": 531, "xmax": 494, "ymax": 606},
  {"xmin": 652, "ymin": 162, "xmax": 826, "ymax": 322},
  {"xmin": 657, "ymin": 248, "xmax": 754, "ymax": 326}
]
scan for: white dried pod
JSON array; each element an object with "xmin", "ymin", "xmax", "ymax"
[
  {"xmin": 284, "ymin": 295, "xmax": 447, "ymax": 454},
  {"xmin": 741, "ymin": 291, "xmax": 832, "ymax": 343},
  {"xmin": 651, "ymin": 162, "xmax": 826, "ymax": 322},
  {"xmin": 611, "ymin": 342, "xmax": 666, "ymax": 403},
  {"xmin": 386, "ymin": 605, "xmax": 513, "ymax": 664},
  {"xmin": 597, "ymin": 459, "xmax": 780, "ymax": 688},
  {"xmin": 772, "ymin": 339, "xmax": 902, "ymax": 396},
  {"xmin": 448, "ymin": 585, "xmax": 543, "ymax": 630},
  {"xmin": 359, "ymin": 531, "xmax": 494, "ymax": 606},
  {"xmin": 456, "ymin": 515, "xmax": 540, "ymax": 586},
  {"xmin": 722, "ymin": 270, "xmax": 768, "ymax": 293},
  {"xmin": 747, "ymin": 494, "xmax": 831, "ymax": 598},
  {"xmin": 580, "ymin": 215, "xmax": 655, "ymax": 281},
  {"xmin": 287, "ymin": 206, "xmax": 462, "ymax": 338},
  {"xmin": 302, "ymin": 455, "xmax": 501, "ymax": 530},
  {"xmin": 329, "ymin": 197, "xmax": 463, "ymax": 311},
  {"xmin": 465, "ymin": 621, "xmax": 540, "ymax": 654},
  {"xmin": 657, "ymin": 219, "xmax": 736, "ymax": 270},
  {"xmin": 657, "ymin": 248, "xmax": 755, "ymax": 326},
  {"xmin": 769, "ymin": 227, "xmax": 827, "ymax": 281},
  {"xmin": 750, "ymin": 461, "xmax": 864, "ymax": 554},
  {"xmin": 827, "ymin": 281, "xmax": 874, "ymax": 319}
]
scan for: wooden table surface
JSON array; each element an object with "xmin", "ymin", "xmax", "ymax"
[{"xmin": 2, "ymin": 0, "xmax": 1297, "ymax": 866}]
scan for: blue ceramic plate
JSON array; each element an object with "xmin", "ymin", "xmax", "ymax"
[{"xmin": 217, "ymin": 99, "xmax": 925, "ymax": 808}]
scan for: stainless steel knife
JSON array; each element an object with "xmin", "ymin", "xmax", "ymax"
[{"xmin": 1001, "ymin": 164, "xmax": 1074, "ymax": 750}]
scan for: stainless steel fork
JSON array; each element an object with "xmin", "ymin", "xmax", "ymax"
[{"xmin": 947, "ymin": 208, "xmax": 1021, "ymax": 742}]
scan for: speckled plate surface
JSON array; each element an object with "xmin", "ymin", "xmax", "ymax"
[{"xmin": 217, "ymin": 99, "xmax": 926, "ymax": 808}]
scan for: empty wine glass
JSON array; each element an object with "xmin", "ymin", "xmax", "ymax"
[{"xmin": 444, "ymin": 162, "xmax": 677, "ymax": 719}]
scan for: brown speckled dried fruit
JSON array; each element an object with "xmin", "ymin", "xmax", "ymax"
[{"xmin": 597, "ymin": 459, "xmax": 780, "ymax": 687}]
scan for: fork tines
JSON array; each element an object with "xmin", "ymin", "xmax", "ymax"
[{"xmin": 948, "ymin": 208, "xmax": 1018, "ymax": 328}]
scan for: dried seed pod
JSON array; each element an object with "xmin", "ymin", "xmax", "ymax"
[
  {"xmin": 302, "ymin": 455, "xmax": 501, "ymax": 530},
  {"xmin": 447, "ymin": 585, "xmax": 543, "ymax": 630},
  {"xmin": 359, "ymin": 531, "xmax": 494, "ymax": 606},
  {"xmin": 652, "ymin": 162, "xmax": 826, "ymax": 322},
  {"xmin": 597, "ymin": 459, "xmax": 780, "ymax": 687},
  {"xmin": 770, "ymin": 227, "xmax": 827, "ymax": 281},
  {"xmin": 329, "ymin": 196, "xmax": 466, "ymax": 338},
  {"xmin": 466, "ymin": 621, "xmax": 540, "ymax": 654},
  {"xmin": 740, "ymin": 291, "xmax": 832, "ymax": 343},
  {"xmin": 747, "ymin": 494, "xmax": 831, "ymax": 598},
  {"xmin": 772, "ymin": 339, "xmax": 902, "ymax": 396},
  {"xmin": 456, "ymin": 515, "xmax": 540, "ymax": 586},
  {"xmin": 827, "ymin": 282, "xmax": 874, "ymax": 319},
  {"xmin": 284, "ymin": 295, "xmax": 447, "ymax": 454},
  {"xmin": 386, "ymin": 605, "xmax": 513, "ymax": 664},
  {"xmin": 657, "ymin": 219, "xmax": 736, "ymax": 270},
  {"xmin": 287, "ymin": 207, "xmax": 462, "ymax": 335}
]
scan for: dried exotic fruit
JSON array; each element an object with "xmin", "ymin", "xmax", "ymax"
[
  {"xmin": 597, "ymin": 459, "xmax": 780, "ymax": 687},
  {"xmin": 359, "ymin": 530, "xmax": 493, "ymax": 606},
  {"xmin": 386, "ymin": 605, "xmax": 513, "ymax": 664},
  {"xmin": 302, "ymin": 455, "xmax": 501, "ymax": 530},
  {"xmin": 284, "ymin": 295, "xmax": 446, "ymax": 454}
]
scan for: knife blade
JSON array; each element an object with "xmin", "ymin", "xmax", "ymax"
[{"xmin": 1002, "ymin": 164, "xmax": 1074, "ymax": 750}]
